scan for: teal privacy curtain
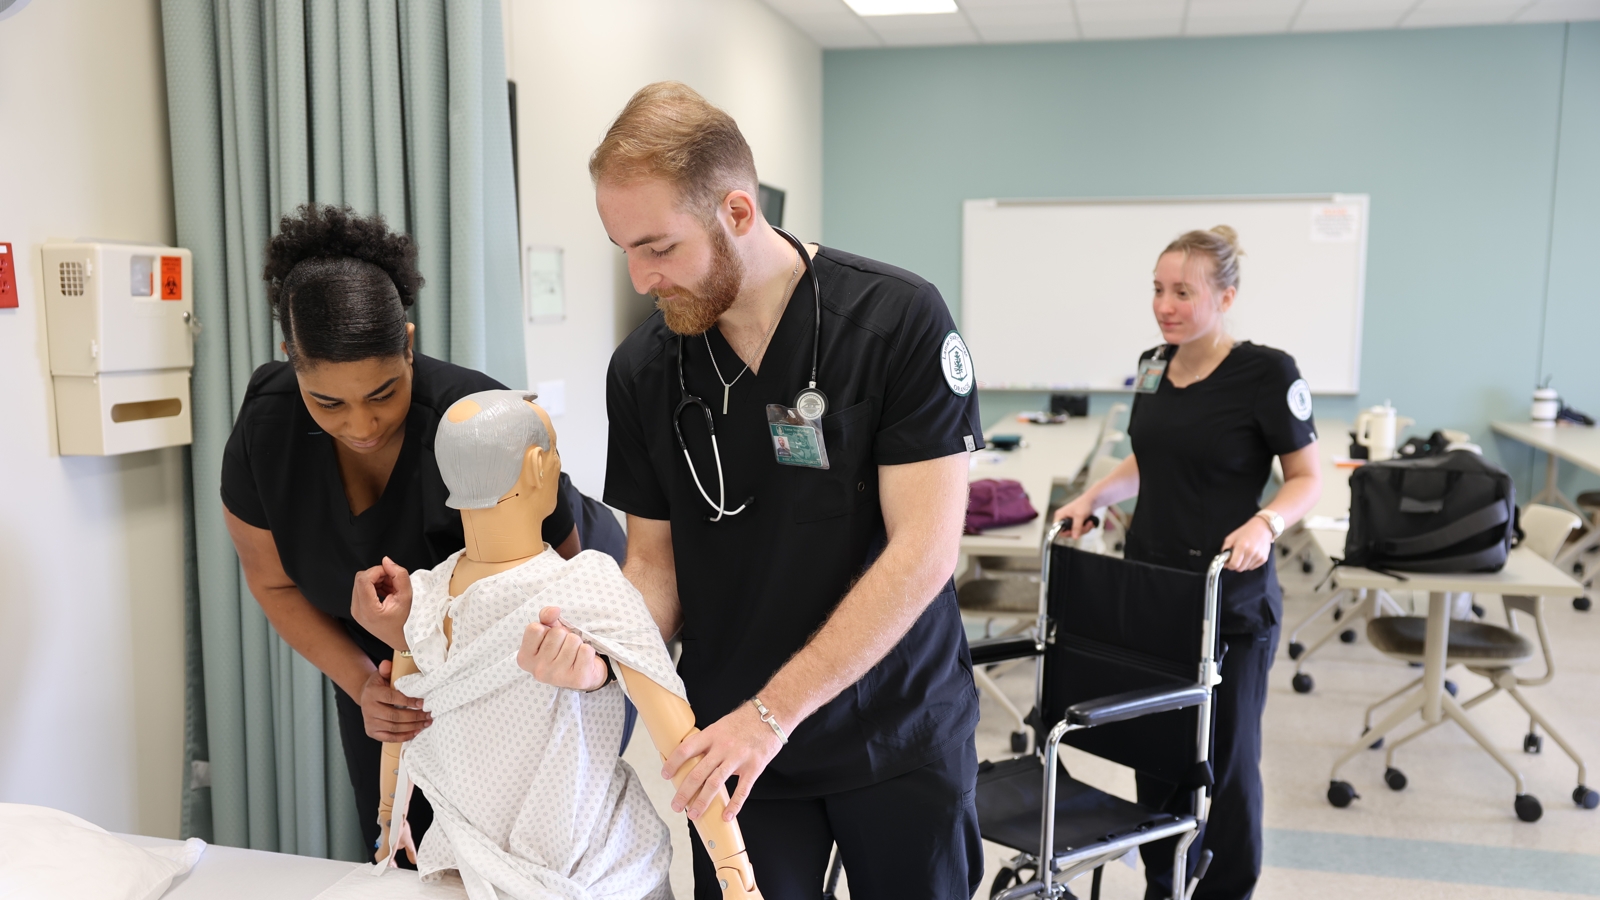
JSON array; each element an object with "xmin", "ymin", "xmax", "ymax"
[{"xmin": 161, "ymin": 0, "xmax": 523, "ymax": 859}]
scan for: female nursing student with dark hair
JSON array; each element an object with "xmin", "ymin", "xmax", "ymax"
[
  {"xmin": 1053, "ymin": 226, "xmax": 1321, "ymax": 900},
  {"xmin": 219, "ymin": 204, "xmax": 579, "ymax": 858}
]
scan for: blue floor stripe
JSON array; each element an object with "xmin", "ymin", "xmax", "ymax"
[{"xmin": 1265, "ymin": 829, "xmax": 1600, "ymax": 896}]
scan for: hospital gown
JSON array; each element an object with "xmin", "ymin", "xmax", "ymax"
[{"xmin": 384, "ymin": 547, "xmax": 682, "ymax": 900}]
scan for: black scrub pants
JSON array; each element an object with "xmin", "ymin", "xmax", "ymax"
[
  {"xmin": 690, "ymin": 735, "xmax": 984, "ymax": 900},
  {"xmin": 1137, "ymin": 627, "xmax": 1278, "ymax": 900},
  {"xmin": 334, "ymin": 686, "xmax": 434, "ymax": 863}
]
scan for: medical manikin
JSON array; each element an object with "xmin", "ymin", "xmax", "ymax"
[{"xmin": 356, "ymin": 390, "xmax": 762, "ymax": 899}]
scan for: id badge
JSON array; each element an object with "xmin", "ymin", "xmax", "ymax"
[
  {"xmin": 1134, "ymin": 357, "xmax": 1167, "ymax": 394},
  {"xmin": 767, "ymin": 404, "xmax": 830, "ymax": 469}
]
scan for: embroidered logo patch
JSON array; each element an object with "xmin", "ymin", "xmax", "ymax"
[
  {"xmin": 1287, "ymin": 378, "xmax": 1313, "ymax": 421},
  {"xmin": 941, "ymin": 331, "xmax": 974, "ymax": 397}
]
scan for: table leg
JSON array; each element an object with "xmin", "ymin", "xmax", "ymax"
[{"xmin": 1422, "ymin": 591, "xmax": 1450, "ymax": 724}]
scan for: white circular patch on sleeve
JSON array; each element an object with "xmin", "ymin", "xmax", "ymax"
[
  {"xmin": 1287, "ymin": 378, "xmax": 1313, "ymax": 421},
  {"xmin": 941, "ymin": 331, "xmax": 975, "ymax": 397}
]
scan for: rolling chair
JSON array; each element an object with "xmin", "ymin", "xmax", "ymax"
[
  {"xmin": 1350, "ymin": 505, "xmax": 1599, "ymax": 820},
  {"xmin": 967, "ymin": 520, "xmax": 1227, "ymax": 900}
]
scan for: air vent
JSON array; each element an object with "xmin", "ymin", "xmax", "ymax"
[{"xmin": 58, "ymin": 260, "xmax": 86, "ymax": 296}]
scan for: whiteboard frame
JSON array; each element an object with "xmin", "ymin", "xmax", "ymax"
[{"xmin": 961, "ymin": 193, "xmax": 1369, "ymax": 395}]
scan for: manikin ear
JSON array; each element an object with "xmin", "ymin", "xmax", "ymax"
[{"xmin": 521, "ymin": 445, "xmax": 548, "ymax": 491}]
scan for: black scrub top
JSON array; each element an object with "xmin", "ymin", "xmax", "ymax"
[
  {"xmin": 1124, "ymin": 342, "xmax": 1317, "ymax": 635},
  {"xmin": 221, "ymin": 353, "xmax": 575, "ymax": 669},
  {"xmin": 605, "ymin": 246, "xmax": 985, "ymax": 798}
]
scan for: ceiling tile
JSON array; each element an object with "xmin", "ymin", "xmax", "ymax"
[
  {"xmin": 1401, "ymin": 0, "xmax": 1526, "ymax": 26},
  {"xmin": 1075, "ymin": 0, "xmax": 1186, "ymax": 39},
  {"xmin": 1516, "ymin": 0, "xmax": 1600, "ymax": 20},
  {"xmin": 1185, "ymin": 0, "xmax": 1299, "ymax": 32},
  {"xmin": 965, "ymin": 5, "xmax": 1081, "ymax": 41},
  {"xmin": 1292, "ymin": 0, "xmax": 1413, "ymax": 31},
  {"xmin": 863, "ymin": 11, "xmax": 984, "ymax": 45}
]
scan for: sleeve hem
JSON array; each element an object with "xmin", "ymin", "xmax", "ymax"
[
  {"xmin": 220, "ymin": 493, "xmax": 270, "ymax": 531},
  {"xmin": 875, "ymin": 436, "xmax": 983, "ymax": 467},
  {"xmin": 601, "ymin": 494, "xmax": 671, "ymax": 522}
]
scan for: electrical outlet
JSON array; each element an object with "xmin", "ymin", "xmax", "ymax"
[{"xmin": 0, "ymin": 243, "xmax": 17, "ymax": 309}]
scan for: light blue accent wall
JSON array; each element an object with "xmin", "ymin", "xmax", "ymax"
[{"xmin": 824, "ymin": 24, "xmax": 1600, "ymax": 495}]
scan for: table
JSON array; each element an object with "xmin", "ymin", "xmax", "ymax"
[
  {"xmin": 119, "ymin": 833, "xmax": 354, "ymax": 899},
  {"xmin": 1492, "ymin": 420, "xmax": 1600, "ymax": 603},
  {"xmin": 961, "ymin": 416, "xmax": 1107, "ymax": 559},
  {"xmin": 1324, "ymin": 549, "xmax": 1585, "ymax": 801}
]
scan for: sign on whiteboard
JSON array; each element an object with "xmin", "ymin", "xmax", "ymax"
[{"xmin": 1310, "ymin": 205, "xmax": 1360, "ymax": 243}]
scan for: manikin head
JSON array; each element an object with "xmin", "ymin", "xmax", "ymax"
[
  {"xmin": 590, "ymin": 81, "xmax": 768, "ymax": 336},
  {"xmin": 1152, "ymin": 226, "xmax": 1244, "ymax": 349},
  {"xmin": 264, "ymin": 204, "xmax": 425, "ymax": 457},
  {"xmin": 437, "ymin": 391, "xmax": 562, "ymax": 557}
]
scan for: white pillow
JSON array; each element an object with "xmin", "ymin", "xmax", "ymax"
[{"xmin": 0, "ymin": 803, "xmax": 206, "ymax": 900}]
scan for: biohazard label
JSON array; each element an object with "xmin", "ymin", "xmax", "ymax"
[{"xmin": 160, "ymin": 256, "xmax": 182, "ymax": 300}]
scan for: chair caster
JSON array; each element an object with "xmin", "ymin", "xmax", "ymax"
[
  {"xmin": 1302, "ymin": 560, "xmax": 1314, "ymax": 574},
  {"xmin": 1524, "ymin": 733, "xmax": 1543, "ymax": 754},
  {"xmin": 1340, "ymin": 628, "xmax": 1357, "ymax": 644},
  {"xmin": 1384, "ymin": 767, "xmax": 1407, "ymax": 791},
  {"xmin": 1288, "ymin": 641, "xmax": 1305, "ymax": 660},
  {"xmin": 1471, "ymin": 603, "xmax": 1485, "ymax": 618},
  {"xmin": 1362, "ymin": 728, "xmax": 1383, "ymax": 750},
  {"xmin": 1292, "ymin": 672, "xmax": 1314, "ymax": 694},
  {"xmin": 1333, "ymin": 608, "xmax": 1342, "ymax": 621},
  {"xmin": 1010, "ymin": 731, "xmax": 1029, "ymax": 753},
  {"xmin": 1575, "ymin": 786, "xmax": 1599, "ymax": 809},
  {"xmin": 1515, "ymin": 793, "xmax": 1543, "ymax": 822},
  {"xmin": 1445, "ymin": 680, "xmax": 1458, "ymax": 697},
  {"xmin": 1576, "ymin": 596, "xmax": 1593, "ymax": 612},
  {"xmin": 1327, "ymin": 780, "xmax": 1359, "ymax": 808}
]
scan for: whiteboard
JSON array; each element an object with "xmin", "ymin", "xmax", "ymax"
[{"xmin": 962, "ymin": 195, "xmax": 1368, "ymax": 394}]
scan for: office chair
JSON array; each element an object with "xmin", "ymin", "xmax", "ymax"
[
  {"xmin": 1357, "ymin": 504, "xmax": 1599, "ymax": 820},
  {"xmin": 967, "ymin": 520, "xmax": 1227, "ymax": 900}
]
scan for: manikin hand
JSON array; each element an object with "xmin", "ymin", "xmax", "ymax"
[
  {"xmin": 352, "ymin": 556, "xmax": 414, "ymax": 652},
  {"xmin": 360, "ymin": 659, "xmax": 431, "ymax": 742},
  {"xmin": 664, "ymin": 704, "xmax": 785, "ymax": 822},
  {"xmin": 1220, "ymin": 516, "xmax": 1273, "ymax": 572},
  {"xmin": 517, "ymin": 606, "xmax": 608, "ymax": 691}
]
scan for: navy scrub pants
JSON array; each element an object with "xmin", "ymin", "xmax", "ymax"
[
  {"xmin": 691, "ymin": 735, "xmax": 984, "ymax": 900},
  {"xmin": 1137, "ymin": 627, "xmax": 1278, "ymax": 900}
]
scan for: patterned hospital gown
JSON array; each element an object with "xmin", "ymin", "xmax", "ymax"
[{"xmin": 385, "ymin": 548, "xmax": 683, "ymax": 900}]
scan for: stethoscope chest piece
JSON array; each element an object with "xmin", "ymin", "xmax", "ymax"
[{"xmin": 794, "ymin": 387, "xmax": 828, "ymax": 421}]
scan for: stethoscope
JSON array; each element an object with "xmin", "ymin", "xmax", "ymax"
[{"xmin": 674, "ymin": 227, "xmax": 825, "ymax": 522}]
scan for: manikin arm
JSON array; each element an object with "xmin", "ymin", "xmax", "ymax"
[
  {"xmin": 374, "ymin": 652, "xmax": 421, "ymax": 863},
  {"xmin": 616, "ymin": 663, "xmax": 762, "ymax": 900}
]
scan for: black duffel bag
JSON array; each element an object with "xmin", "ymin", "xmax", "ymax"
[{"xmin": 1344, "ymin": 450, "xmax": 1519, "ymax": 573}]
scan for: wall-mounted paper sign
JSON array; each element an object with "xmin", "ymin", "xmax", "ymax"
[
  {"xmin": 524, "ymin": 245, "xmax": 564, "ymax": 323},
  {"xmin": 1310, "ymin": 205, "xmax": 1360, "ymax": 243}
]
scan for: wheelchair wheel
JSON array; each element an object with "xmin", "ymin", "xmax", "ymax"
[
  {"xmin": 1288, "ymin": 641, "xmax": 1305, "ymax": 660},
  {"xmin": 1574, "ymin": 785, "xmax": 1599, "ymax": 810},
  {"xmin": 1292, "ymin": 672, "xmax": 1314, "ymax": 694},
  {"xmin": 1327, "ymin": 780, "xmax": 1358, "ymax": 808},
  {"xmin": 990, "ymin": 867, "xmax": 1017, "ymax": 898},
  {"xmin": 1384, "ymin": 767, "xmax": 1407, "ymax": 791},
  {"xmin": 1010, "ymin": 731, "xmax": 1029, "ymax": 753}
]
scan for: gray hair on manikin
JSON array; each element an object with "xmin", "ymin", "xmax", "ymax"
[{"xmin": 436, "ymin": 389, "xmax": 550, "ymax": 510}]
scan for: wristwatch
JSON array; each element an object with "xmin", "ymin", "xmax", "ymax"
[{"xmin": 1254, "ymin": 509, "xmax": 1285, "ymax": 541}]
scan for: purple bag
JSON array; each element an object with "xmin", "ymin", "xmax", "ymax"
[{"xmin": 965, "ymin": 478, "xmax": 1038, "ymax": 534}]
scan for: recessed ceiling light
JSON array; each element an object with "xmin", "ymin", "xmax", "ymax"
[{"xmin": 843, "ymin": 0, "xmax": 959, "ymax": 16}]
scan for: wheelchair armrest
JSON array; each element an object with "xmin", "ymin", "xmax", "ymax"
[
  {"xmin": 969, "ymin": 635, "xmax": 1041, "ymax": 666},
  {"xmin": 1064, "ymin": 683, "xmax": 1208, "ymax": 728}
]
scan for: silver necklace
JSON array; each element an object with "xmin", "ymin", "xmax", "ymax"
[{"xmin": 704, "ymin": 255, "xmax": 801, "ymax": 415}]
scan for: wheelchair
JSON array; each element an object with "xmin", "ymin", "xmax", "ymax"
[{"xmin": 966, "ymin": 519, "xmax": 1228, "ymax": 900}]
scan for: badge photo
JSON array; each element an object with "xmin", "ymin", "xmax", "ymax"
[{"xmin": 941, "ymin": 331, "xmax": 975, "ymax": 397}]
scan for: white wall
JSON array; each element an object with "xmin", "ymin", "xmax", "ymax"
[
  {"xmin": 505, "ymin": 0, "xmax": 823, "ymax": 496},
  {"xmin": 0, "ymin": 0, "xmax": 186, "ymax": 838}
]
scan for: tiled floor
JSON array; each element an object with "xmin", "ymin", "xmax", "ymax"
[{"xmin": 624, "ymin": 555, "xmax": 1600, "ymax": 898}]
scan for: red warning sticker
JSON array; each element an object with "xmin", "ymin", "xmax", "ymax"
[{"xmin": 160, "ymin": 256, "xmax": 182, "ymax": 300}]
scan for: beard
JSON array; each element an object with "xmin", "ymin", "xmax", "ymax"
[{"xmin": 654, "ymin": 224, "xmax": 744, "ymax": 336}]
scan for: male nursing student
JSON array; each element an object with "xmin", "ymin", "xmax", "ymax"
[{"xmin": 519, "ymin": 82, "xmax": 985, "ymax": 899}]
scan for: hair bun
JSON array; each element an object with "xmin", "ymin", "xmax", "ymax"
[
  {"xmin": 263, "ymin": 204, "xmax": 422, "ymax": 310},
  {"xmin": 1209, "ymin": 224, "xmax": 1243, "ymax": 256}
]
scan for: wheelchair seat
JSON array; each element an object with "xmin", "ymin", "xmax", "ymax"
[{"xmin": 977, "ymin": 756, "xmax": 1186, "ymax": 857}]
